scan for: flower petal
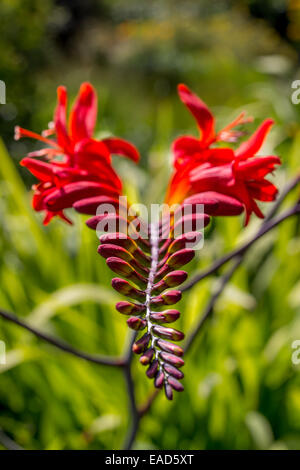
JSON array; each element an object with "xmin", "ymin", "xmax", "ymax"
[
  {"xmin": 69, "ymin": 82, "xmax": 97, "ymax": 142},
  {"xmin": 54, "ymin": 86, "xmax": 71, "ymax": 151},
  {"xmin": 235, "ymin": 119, "xmax": 274, "ymax": 160},
  {"xmin": 177, "ymin": 84, "xmax": 215, "ymax": 145},
  {"xmin": 102, "ymin": 137, "xmax": 140, "ymax": 162}
]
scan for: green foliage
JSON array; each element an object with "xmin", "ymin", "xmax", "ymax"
[{"xmin": 1, "ymin": 0, "xmax": 300, "ymax": 451}]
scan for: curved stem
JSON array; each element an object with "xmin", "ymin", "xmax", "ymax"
[
  {"xmin": 0, "ymin": 428, "xmax": 23, "ymax": 450},
  {"xmin": 0, "ymin": 309, "xmax": 125, "ymax": 367},
  {"xmin": 182, "ymin": 202, "xmax": 300, "ymax": 291}
]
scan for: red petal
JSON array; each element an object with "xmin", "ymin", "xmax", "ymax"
[
  {"xmin": 247, "ymin": 180, "xmax": 278, "ymax": 202},
  {"xmin": 69, "ymin": 82, "xmax": 97, "ymax": 143},
  {"xmin": 54, "ymin": 86, "xmax": 71, "ymax": 151},
  {"xmin": 20, "ymin": 158, "xmax": 56, "ymax": 182},
  {"xmin": 235, "ymin": 119, "xmax": 274, "ymax": 160},
  {"xmin": 102, "ymin": 137, "xmax": 140, "ymax": 162},
  {"xmin": 184, "ymin": 191, "xmax": 244, "ymax": 216},
  {"xmin": 74, "ymin": 138, "xmax": 111, "ymax": 163},
  {"xmin": 172, "ymin": 136, "xmax": 202, "ymax": 168},
  {"xmin": 44, "ymin": 181, "xmax": 120, "ymax": 211},
  {"xmin": 177, "ymin": 84, "xmax": 215, "ymax": 145}
]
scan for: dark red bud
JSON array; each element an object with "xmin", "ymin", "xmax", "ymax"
[
  {"xmin": 167, "ymin": 376, "xmax": 184, "ymax": 392},
  {"xmin": 115, "ymin": 301, "xmax": 145, "ymax": 315},
  {"xmin": 167, "ymin": 232, "xmax": 202, "ymax": 254},
  {"xmin": 184, "ymin": 191, "xmax": 244, "ymax": 216},
  {"xmin": 150, "ymin": 309, "xmax": 180, "ymax": 324},
  {"xmin": 173, "ymin": 213, "xmax": 210, "ymax": 234},
  {"xmin": 152, "ymin": 325, "xmax": 184, "ymax": 341},
  {"xmin": 161, "ymin": 290, "xmax": 182, "ymax": 305},
  {"xmin": 132, "ymin": 333, "xmax": 150, "ymax": 354},
  {"xmin": 146, "ymin": 359, "xmax": 159, "ymax": 378},
  {"xmin": 150, "ymin": 290, "xmax": 182, "ymax": 309},
  {"xmin": 164, "ymin": 382, "xmax": 173, "ymax": 400},
  {"xmin": 164, "ymin": 270, "xmax": 188, "ymax": 287},
  {"xmin": 166, "ymin": 248, "xmax": 195, "ymax": 269},
  {"xmin": 154, "ymin": 370, "xmax": 165, "ymax": 389},
  {"xmin": 163, "ymin": 363, "xmax": 184, "ymax": 379},
  {"xmin": 140, "ymin": 348, "xmax": 154, "ymax": 365},
  {"xmin": 98, "ymin": 244, "xmax": 132, "ymax": 262},
  {"xmin": 111, "ymin": 278, "xmax": 146, "ymax": 302},
  {"xmin": 73, "ymin": 195, "xmax": 127, "ymax": 215},
  {"xmin": 157, "ymin": 339, "xmax": 184, "ymax": 357},
  {"xmin": 154, "ymin": 265, "xmax": 171, "ymax": 283},
  {"xmin": 107, "ymin": 257, "xmax": 147, "ymax": 289},
  {"xmin": 100, "ymin": 234, "xmax": 151, "ymax": 266},
  {"xmin": 86, "ymin": 213, "xmax": 128, "ymax": 231},
  {"xmin": 160, "ymin": 352, "xmax": 184, "ymax": 368},
  {"xmin": 127, "ymin": 316, "xmax": 147, "ymax": 331}
]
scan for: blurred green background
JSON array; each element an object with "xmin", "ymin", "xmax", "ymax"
[{"xmin": 1, "ymin": 0, "xmax": 300, "ymax": 450}]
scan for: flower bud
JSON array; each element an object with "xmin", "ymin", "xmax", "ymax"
[
  {"xmin": 127, "ymin": 316, "xmax": 147, "ymax": 331},
  {"xmin": 164, "ymin": 382, "xmax": 173, "ymax": 400},
  {"xmin": 132, "ymin": 333, "xmax": 150, "ymax": 354},
  {"xmin": 166, "ymin": 248, "xmax": 195, "ymax": 269},
  {"xmin": 86, "ymin": 213, "xmax": 128, "ymax": 231},
  {"xmin": 152, "ymin": 325, "xmax": 184, "ymax": 341},
  {"xmin": 152, "ymin": 271, "xmax": 187, "ymax": 295},
  {"xmin": 173, "ymin": 213, "xmax": 210, "ymax": 234},
  {"xmin": 163, "ymin": 363, "xmax": 184, "ymax": 380},
  {"xmin": 164, "ymin": 270, "xmax": 188, "ymax": 288},
  {"xmin": 154, "ymin": 265, "xmax": 171, "ymax": 283},
  {"xmin": 99, "ymin": 244, "xmax": 149, "ymax": 276},
  {"xmin": 115, "ymin": 301, "xmax": 145, "ymax": 315},
  {"xmin": 111, "ymin": 278, "xmax": 146, "ymax": 302},
  {"xmin": 167, "ymin": 376, "xmax": 184, "ymax": 392},
  {"xmin": 146, "ymin": 359, "xmax": 159, "ymax": 378},
  {"xmin": 73, "ymin": 195, "xmax": 126, "ymax": 215},
  {"xmin": 167, "ymin": 232, "xmax": 202, "ymax": 254},
  {"xmin": 157, "ymin": 339, "xmax": 184, "ymax": 357},
  {"xmin": 150, "ymin": 290, "xmax": 182, "ymax": 309},
  {"xmin": 160, "ymin": 352, "xmax": 184, "ymax": 368},
  {"xmin": 161, "ymin": 290, "xmax": 182, "ymax": 305},
  {"xmin": 140, "ymin": 348, "xmax": 154, "ymax": 365},
  {"xmin": 184, "ymin": 191, "xmax": 244, "ymax": 216},
  {"xmin": 106, "ymin": 257, "xmax": 148, "ymax": 289},
  {"xmin": 150, "ymin": 309, "xmax": 180, "ymax": 324},
  {"xmin": 100, "ymin": 234, "xmax": 151, "ymax": 266},
  {"xmin": 154, "ymin": 370, "xmax": 164, "ymax": 389}
]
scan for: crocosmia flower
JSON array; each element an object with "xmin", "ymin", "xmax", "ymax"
[
  {"xmin": 166, "ymin": 84, "xmax": 281, "ymax": 224},
  {"xmin": 19, "ymin": 82, "xmax": 282, "ymax": 400},
  {"xmin": 15, "ymin": 82, "xmax": 139, "ymax": 224}
]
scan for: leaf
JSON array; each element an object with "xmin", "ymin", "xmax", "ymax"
[
  {"xmin": 28, "ymin": 283, "xmax": 119, "ymax": 326},
  {"xmin": 245, "ymin": 411, "xmax": 274, "ymax": 449}
]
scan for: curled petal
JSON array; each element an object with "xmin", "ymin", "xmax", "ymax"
[
  {"xmin": 177, "ymin": 84, "xmax": 215, "ymax": 145},
  {"xmin": 54, "ymin": 86, "xmax": 71, "ymax": 151},
  {"xmin": 69, "ymin": 82, "xmax": 97, "ymax": 142},
  {"xmin": 102, "ymin": 137, "xmax": 140, "ymax": 162},
  {"xmin": 235, "ymin": 119, "xmax": 274, "ymax": 160}
]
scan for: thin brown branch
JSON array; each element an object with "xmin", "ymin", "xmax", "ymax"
[
  {"xmin": 122, "ymin": 331, "xmax": 140, "ymax": 450},
  {"xmin": 182, "ymin": 201, "xmax": 300, "ymax": 292},
  {"xmin": 0, "ymin": 309, "xmax": 125, "ymax": 367},
  {"xmin": 0, "ymin": 429, "xmax": 23, "ymax": 450}
]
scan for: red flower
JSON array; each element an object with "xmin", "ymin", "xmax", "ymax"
[
  {"xmin": 166, "ymin": 84, "xmax": 281, "ymax": 224},
  {"xmin": 16, "ymin": 82, "xmax": 139, "ymax": 224}
]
